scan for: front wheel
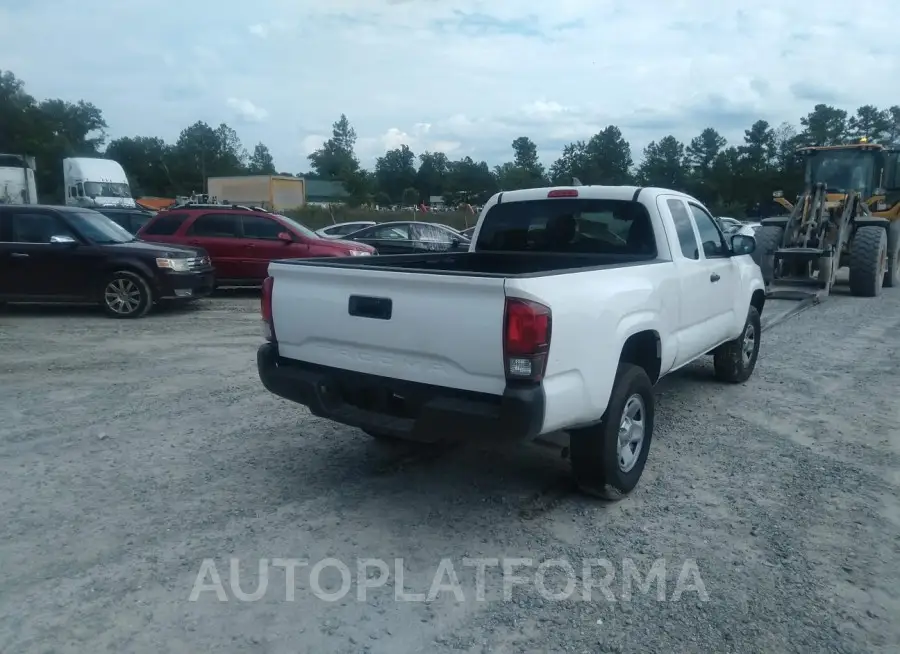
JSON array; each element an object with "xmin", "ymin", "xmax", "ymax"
[
  {"xmin": 570, "ymin": 363, "xmax": 655, "ymax": 500},
  {"xmin": 848, "ymin": 226, "xmax": 887, "ymax": 297},
  {"xmin": 713, "ymin": 306, "xmax": 761, "ymax": 383},
  {"xmin": 883, "ymin": 221, "xmax": 900, "ymax": 288},
  {"xmin": 101, "ymin": 271, "xmax": 153, "ymax": 318}
]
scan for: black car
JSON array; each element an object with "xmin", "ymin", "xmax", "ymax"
[
  {"xmin": 0, "ymin": 205, "xmax": 215, "ymax": 318},
  {"xmin": 343, "ymin": 221, "xmax": 470, "ymax": 254},
  {"xmin": 95, "ymin": 207, "xmax": 156, "ymax": 235}
]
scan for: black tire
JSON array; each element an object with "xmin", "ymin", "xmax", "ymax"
[
  {"xmin": 848, "ymin": 226, "xmax": 887, "ymax": 297},
  {"xmin": 713, "ymin": 306, "xmax": 761, "ymax": 383},
  {"xmin": 883, "ymin": 221, "xmax": 900, "ymax": 288},
  {"xmin": 101, "ymin": 270, "xmax": 153, "ymax": 318},
  {"xmin": 754, "ymin": 225, "xmax": 784, "ymax": 283},
  {"xmin": 570, "ymin": 363, "xmax": 654, "ymax": 500}
]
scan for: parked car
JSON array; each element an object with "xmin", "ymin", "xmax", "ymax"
[
  {"xmin": 315, "ymin": 221, "xmax": 376, "ymax": 239},
  {"xmin": 95, "ymin": 207, "xmax": 156, "ymax": 235},
  {"xmin": 0, "ymin": 204, "xmax": 214, "ymax": 318},
  {"xmin": 341, "ymin": 221, "xmax": 470, "ymax": 254},
  {"xmin": 136, "ymin": 205, "xmax": 375, "ymax": 285},
  {"xmin": 257, "ymin": 185, "xmax": 765, "ymax": 499}
]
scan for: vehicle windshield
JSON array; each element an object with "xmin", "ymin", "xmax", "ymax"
[
  {"xmin": 805, "ymin": 149, "xmax": 878, "ymax": 195},
  {"xmin": 70, "ymin": 210, "xmax": 135, "ymax": 244},
  {"xmin": 83, "ymin": 181, "xmax": 131, "ymax": 198},
  {"xmin": 476, "ymin": 198, "xmax": 657, "ymax": 257},
  {"xmin": 273, "ymin": 214, "xmax": 318, "ymax": 239}
]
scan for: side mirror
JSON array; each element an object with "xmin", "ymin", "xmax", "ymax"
[
  {"xmin": 277, "ymin": 231, "xmax": 293, "ymax": 243},
  {"xmin": 731, "ymin": 233, "xmax": 756, "ymax": 256},
  {"xmin": 449, "ymin": 237, "xmax": 461, "ymax": 250},
  {"xmin": 50, "ymin": 235, "xmax": 77, "ymax": 246}
]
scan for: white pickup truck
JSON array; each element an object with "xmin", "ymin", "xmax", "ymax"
[{"xmin": 258, "ymin": 185, "xmax": 766, "ymax": 499}]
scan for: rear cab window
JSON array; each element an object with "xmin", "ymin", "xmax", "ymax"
[{"xmin": 475, "ymin": 198, "xmax": 657, "ymax": 257}]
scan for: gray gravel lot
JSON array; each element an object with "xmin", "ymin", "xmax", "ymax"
[{"xmin": 1, "ymin": 286, "xmax": 898, "ymax": 653}]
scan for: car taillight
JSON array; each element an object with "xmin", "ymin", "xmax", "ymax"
[
  {"xmin": 503, "ymin": 297, "xmax": 551, "ymax": 382},
  {"xmin": 261, "ymin": 276, "xmax": 275, "ymax": 342}
]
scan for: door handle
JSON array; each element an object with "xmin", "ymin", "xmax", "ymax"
[
  {"xmin": 10, "ymin": 252, "xmax": 28, "ymax": 258},
  {"xmin": 710, "ymin": 273, "xmax": 720, "ymax": 282}
]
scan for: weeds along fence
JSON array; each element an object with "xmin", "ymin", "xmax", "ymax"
[{"xmin": 281, "ymin": 206, "xmax": 478, "ymax": 231}]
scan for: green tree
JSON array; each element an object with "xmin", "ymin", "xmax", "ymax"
[
  {"xmin": 307, "ymin": 114, "xmax": 369, "ymax": 204},
  {"xmin": 799, "ymin": 104, "xmax": 847, "ymax": 146},
  {"xmin": 443, "ymin": 157, "xmax": 497, "ymax": 205},
  {"xmin": 401, "ymin": 187, "xmax": 419, "ymax": 207},
  {"xmin": 686, "ymin": 128, "xmax": 727, "ymax": 175},
  {"xmin": 886, "ymin": 106, "xmax": 900, "ymax": 146},
  {"xmin": 637, "ymin": 136, "xmax": 688, "ymax": 188},
  {"xmin": 375, "ymin": 144, "xmax": 417, "ymax": 203},
  {"xmin": 848, "ymin": 105, "xmax": 890, "ymax": 142},
  {"xmin": 248, "ymin": 142, "xmax": 276, "ymax": 174},
  {"xmin": 105, "ymin": 136, "xmax": 173, "ymax": 197},
  {"xmin": 414, "ymin": 151, "xmax": 449, "ymax": 201},
  {"xmin": 739, "ymin": 120, "xmax": 776, "ymax": 173},
  {"xmin": 169, "ymin": 121, "xmax": 247, "ymax": 194},
  {"xmin": 550, "ymin": 126, "xmax": 633, "ymax": 185}
]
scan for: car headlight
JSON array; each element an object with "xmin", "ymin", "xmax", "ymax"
[
  {"xmin": 349, "ymin": 250, "xmax": 372, "ymax": 256},
  {"xmin": 156, "ymin": 257, "xmax": 192, "ymax": 272}
]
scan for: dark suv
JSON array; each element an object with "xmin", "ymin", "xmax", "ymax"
[
  {"xmin": 0, "ymin": 204, "xmax": 215, "ymax": 318},
  {"xmin": 95, "ymin": 207, "xmax": 156, "ymax": 235}
]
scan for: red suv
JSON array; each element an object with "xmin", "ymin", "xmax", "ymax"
[{"xmin": 136, "ymin": 205, "xmax": 375, "ymax": 284}]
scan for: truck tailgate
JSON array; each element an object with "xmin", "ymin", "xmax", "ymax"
[{"xmin": 269, "ymin": 263, "xmax": 508, "ymax": 394}]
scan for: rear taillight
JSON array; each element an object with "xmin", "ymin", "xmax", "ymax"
[
  {"xmin": 261, "ymin": 276, "xmax": 275, "ymax": 342},
  {"xmin": 503, "ymin": 298, "xmax": 551, "ymax": 382}
]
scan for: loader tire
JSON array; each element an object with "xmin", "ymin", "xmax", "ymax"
[
  {"xmin": 849, "ymin": 226, "xmax": 887, "ymax": 297},
  {"xmin": 570, "ymin": 363, "xmax": 654, "ymax": 501},
  {"xmin": 883, "ymin": 220, "xmax": 900, "ymax": 287},
  {"xmin": 713, "ymin": 306, "xmax": 761, "ymax": 383},
  {"xmin": 754, "ymin": 225, "xmax": 784, "ymax": 284}
]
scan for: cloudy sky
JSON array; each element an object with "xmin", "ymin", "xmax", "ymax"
[{"xmin": 1, "ymin": 0, "xmax": 897, "ymax": 173}]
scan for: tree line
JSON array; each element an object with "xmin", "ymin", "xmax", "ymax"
[{"xmin": 2, "ymin": 69, "xmax": 899, "ymax": 217}]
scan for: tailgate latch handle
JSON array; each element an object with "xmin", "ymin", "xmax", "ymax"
[{"xmin": 348, "ymin": 295, "xmax": 393, "ymax": 320}]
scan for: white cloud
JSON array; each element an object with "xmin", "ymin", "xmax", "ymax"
[
  {"xmin": 2, "ymin": 0, "xmax": 898, "ymax": 172},
  {"xmin": 226, "ymin": 98, "xmax": 268, "ymax": 123}
]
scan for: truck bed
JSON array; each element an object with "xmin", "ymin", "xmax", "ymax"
[{"xmin": 274, "ymin": 251, "xmax": 662, "ymax": 277}]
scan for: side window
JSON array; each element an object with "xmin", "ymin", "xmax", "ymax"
[
  {"xmin": 241, "ymin": 215, "xmax": 283, "ymax": 240},
  {"xmin": 689, "ymin": 204, "xmax": 727, "ymax": 258},
  {"xmin": 143, "ymin": 212, "xmax": 187, "ymax": 236},
  {"xmin": 10, "ymin": 212, "xmax": 76, "ymax": 243},
  {"xmin": 188, "ymin": 213, "xmax": 241, "ymax": 238},
  {"xmin": 667, "ymin": 199, "xmax": 699, "ymax": 260},
  {"xmin": 370, "ymin": 224, "xmax": 410, "ymax": 240},
  {"xmin": 414, "ymin": 223, "xmax": 451, "ymax": 243}
]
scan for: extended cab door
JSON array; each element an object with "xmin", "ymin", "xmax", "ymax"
[
  {"xmin": 658, "ymin": 196, "xmax": 731, "ymax": 365},
  {"xmin": 687, "ymin": 202, "xmax": 740, "ymax": 341}
]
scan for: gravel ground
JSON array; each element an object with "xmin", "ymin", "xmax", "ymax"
[{"xmin": 1, "ymin": 285, "xmax": 898, "ymax": 654}]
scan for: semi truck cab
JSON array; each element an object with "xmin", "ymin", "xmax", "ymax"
[{"xmin": 63, "ymin": 158, "xmax": 136, "ymax": 209}]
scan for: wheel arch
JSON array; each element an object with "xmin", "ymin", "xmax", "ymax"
[{"xmin": 619, "ymin": 329, "xmax": 662, "ymax": 385}]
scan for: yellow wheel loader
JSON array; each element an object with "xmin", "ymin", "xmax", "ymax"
[{"xmin": 756, "ymin": 141, "xmax": 900, "ymax": 298}]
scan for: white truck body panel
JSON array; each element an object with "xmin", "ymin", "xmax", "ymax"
[
  {"xmin": 0, "ymin": 154, "xmax": 37, "ymax": 204},
  {"xmin": 63, "ymin": 158, "xmax": 135, "ymax": 208},
  {"xmin": 267, "ymin": 185, "xmax": 765, "ymax": 437}
]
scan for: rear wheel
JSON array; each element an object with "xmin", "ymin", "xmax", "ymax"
[
  {"xmin": 101, "ymin": 270, "xmax": 153, "ymax": 318},
  {"xmin": 754, "ymin": 225, "xmax": 784, "ymax": 284},
  {"xmin": 570, "ymin": 363, "xmax": 654, "ymax": 500},
  {"xmin": 848, "ymin": 226, "xmax": 887, "ymax": 297}
]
